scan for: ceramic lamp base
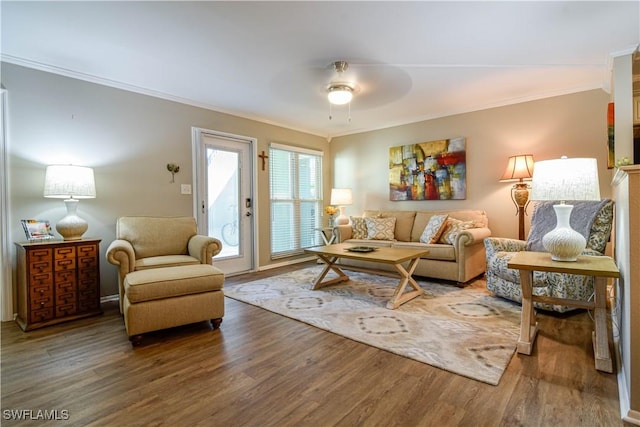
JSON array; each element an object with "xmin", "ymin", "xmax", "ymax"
[
  {"xmin": 335, "ymin": 206, "xmax": 349, "ymax": 225},
  {"xmin": 56, "ymin": 199, "xmax": 88, "ymax": 241},
  {"xmin": 542, "ymin": 203, "xmax": 586, "ymax": 262}
]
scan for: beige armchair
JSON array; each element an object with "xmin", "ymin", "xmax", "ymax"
[{"xmin": 106, "ymin": 216, "xmax": 222, "ymax": 312}]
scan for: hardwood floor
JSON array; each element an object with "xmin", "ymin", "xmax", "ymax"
[{"xmin": 1, "ymin": 262, "xmax": 628, "ymax": 426}]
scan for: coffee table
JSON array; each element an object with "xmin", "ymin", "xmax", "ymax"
[{"xmin": 304, "ymin": 243, "xmax": 429, "ymax": 309}]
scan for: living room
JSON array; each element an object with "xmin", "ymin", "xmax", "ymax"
[{"xmin": 1, "ymin": 1, "xmax": 639, "ymax": 425}]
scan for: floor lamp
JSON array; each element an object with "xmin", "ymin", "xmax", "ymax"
[{"xmin": 500, "ymin": 154, "xmax": 534, "ymax": 240}]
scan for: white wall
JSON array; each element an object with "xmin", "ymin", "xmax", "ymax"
[{"xmin": 330, "ymin": 89, "xmax": 614, "ymax": 240}]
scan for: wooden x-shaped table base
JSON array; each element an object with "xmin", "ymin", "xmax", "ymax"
[{"xmin": 306, "ymin": 245, "xmax": 428, "ymax": 310}]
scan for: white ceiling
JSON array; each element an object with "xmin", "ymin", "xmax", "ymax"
[{"xmin": 2, "ymin": 1, "xmax": 639, "ymax": 139}]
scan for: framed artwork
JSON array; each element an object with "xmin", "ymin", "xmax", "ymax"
[
  {"xmin": 389, "ymin": 137, "xmax": 466, "ymax": 201},
  {"xmin": 607, "ymin": 102, "xmax": 615, "ymax": 169},
  {"xmin": 21, "ymin": 219, "xmax": 55, "ymax": 241}
]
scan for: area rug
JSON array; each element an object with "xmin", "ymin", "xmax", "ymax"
[{"xmin": 224, "ymin": 267, "xmax": 521, "ymax": 385}]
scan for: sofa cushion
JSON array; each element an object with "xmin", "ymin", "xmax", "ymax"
[
  {"xmin": 438, "ymin": 218, "xmax": 474, "ymax": 244},
  {"xmin": 411, "ymin": 210, "xmax": 488, "ymax": 242},
  {"xmin": 350, "ymin": 216, "xmax": 368, "ymax": 239},
  {"xmin": 447, "ymin": 210, "xmax": 488, "ymax": 228},
  {"xmin": 365, "ymin": 217, "xmax": 396, "ymax": 240},
  {"xmin": 419, "ymin": 214, "xmax": 449, "ymax": 243},
  {"xmin": 364, "ymin": 210, "xmax": 416, "ymax": 242},
  {"xmin": 392, "ymin": 241, "xmax": 456, "ymax": 261}
]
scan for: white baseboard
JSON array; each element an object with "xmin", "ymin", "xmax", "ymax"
[
  {"xmin": 100, "ymin": 294, "xmax": 119, "ymax": 303},
  {"xmin": 615, "ymin": 326, "xmax": 640, "ymax": 425},
  {"xmin": 258, "ymin": 256, "xmax": 316, "ymax": 271},
  {"xmin": 624, "ymin": 411, "xmax": 640, "ymax": 426}
]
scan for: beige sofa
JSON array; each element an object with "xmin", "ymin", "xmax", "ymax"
[{"xmin": 334, "ymin": 209, "xmax": 491, "ymax": 283}]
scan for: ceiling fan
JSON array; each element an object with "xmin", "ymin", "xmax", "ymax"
[
  {"xmin": 269, "ymin": 58, "xmax": 412, "ymax": 121},
  {"xmin": 321, "ymin": 59, "xmax": 412, "ymax": 122},
  {"xmin": 326, "ymin": 61, "xmax": 357, "ymax": 106}
]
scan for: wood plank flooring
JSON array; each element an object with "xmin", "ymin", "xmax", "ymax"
[{"xmin": 1, "ymin": 262, "xmax": 628, "ymax": 426}]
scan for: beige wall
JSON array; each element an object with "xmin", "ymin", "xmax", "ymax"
[
  {"xmin": 1, "ymin": 63, "xmax": 329, "ymax": 298},
  {"xmin": 2, "ymin": 62, "xmax": 614, "ymax": 299},
  {"xmin": 330, "ymin": 89, "xmax": 613, "ymax": 240}
]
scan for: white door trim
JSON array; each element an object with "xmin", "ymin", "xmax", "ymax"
[
  {"xmin": 191, "ymin": 127, "xmax": 258, "ymax": 275},
  {"xmin": 1, "ymin": 89, "xmax": 14, "ymax": 321}
]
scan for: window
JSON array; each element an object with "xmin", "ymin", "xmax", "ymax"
[{"xmin": 269, "ymin": 143, "xmax": 323, "ymax": 258}]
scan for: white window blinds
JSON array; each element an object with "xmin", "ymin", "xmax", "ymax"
[{"xmin": 269, "ymin": 143, "xmax": 323, "ymax": 258}]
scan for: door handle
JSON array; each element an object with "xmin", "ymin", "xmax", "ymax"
[{"xmin": 246, "ymin": 212, "xmax": 252, "ymax": 217}]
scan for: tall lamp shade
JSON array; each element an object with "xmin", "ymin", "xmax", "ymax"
[
  {"xmin": 530, "ymin": 157, "xmax": 600, "ymax": 261},
  {"xmin": 500, "ymin": 154, "xmax": 535, "ymax": 240},
  {"xmin": 330, "ymin": 188, "xmax": 353, "ymax": 225},
  {"xmin": 44, "ymin": 165, "xmax": 96, "ymax": 240}
]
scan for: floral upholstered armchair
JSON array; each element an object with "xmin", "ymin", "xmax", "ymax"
[{"xmin": 484, "ymin": 199, "xmax": 614, "ymax": 312}]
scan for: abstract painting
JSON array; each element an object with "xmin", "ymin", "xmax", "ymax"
[{"xmin": 389, "ymin": 137, "xmax": 466, "ymax": 201}]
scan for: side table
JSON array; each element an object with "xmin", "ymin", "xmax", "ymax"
[
  {"xmin": 15, "ymin": 238, "xmax": 102, "ymax": 331},
  {"xmin": 508, "ymin": 251, "xmax": 619, "ymax": 373},
  {"xmin": 314, "ymin": 227, "xmax": 337, "ymax": 264},
  {"xmin": 315, "ymin": 227, "xmax": 337, "ymax": 245}
]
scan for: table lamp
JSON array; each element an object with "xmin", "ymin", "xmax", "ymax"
[
  {"xmin": 330, "ymin": 188, "xmax": 353, "ymax": 225},
  {"xmin": 44, "ymin": 165, "xmax": 96, "ymax": 240},
  {"xmin": 500, "ymin": 154, "xmax": 535, "ymax": 240},
  {"xmin": 529, "ymin": 156, "xmax": 600, "ymax": 261}
]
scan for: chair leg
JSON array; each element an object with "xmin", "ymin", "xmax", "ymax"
[
  {"xmin": 129, "ymin": 335, "xmax": 144, "ymax": 346},
  {"xmin": 211, "ymin": 318, "xmax": 223, "ymax": 329}
]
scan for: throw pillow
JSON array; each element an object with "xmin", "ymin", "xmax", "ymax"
[
  {"xmin": 365, "ymin": 217, "xmax": 396, "ymax": 240},
  {"xmin": 438, "ymin": 218, "xmax": 474, "ymax": 245},
  {"xmin": 419, "ymin": 214, "xmax": 449, "ymax": 244},
  {"xmin": 350, "ymin": 216, "xmax": 368, "ymax": 239}
]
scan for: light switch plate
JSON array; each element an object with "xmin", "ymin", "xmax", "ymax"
[{"xmin": 181, "ymin": 184, "xmax": 192, "ymax": 195}]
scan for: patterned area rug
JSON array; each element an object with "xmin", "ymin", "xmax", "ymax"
[{"xmin": 225, "ymin": 267, "xmax": 521, "ymax": 385}]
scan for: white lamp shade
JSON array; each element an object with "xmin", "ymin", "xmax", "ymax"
[
  {"xmin": 44, "ymin": 165, "xmax": 96, "ymax": 199},
  {"xmin": 530, "ymin": 157, "xmax": 600, "ymax": 202},
  {"xmin": 330, "ymin": 188, "xmax": 353, "ymax": 206}
]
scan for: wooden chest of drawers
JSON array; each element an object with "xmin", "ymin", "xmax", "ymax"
[{"xmin": 15, "ymin": 239, "xmax": 102, "ymax": 331}]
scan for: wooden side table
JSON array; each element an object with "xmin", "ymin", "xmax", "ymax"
[
  {"xmin": 15, "ymin": 238, "xmax": 102, "ymax": 331},
  {"xmin": 508, "ymin": 251, "xmax": 619, "ymax": 373}
]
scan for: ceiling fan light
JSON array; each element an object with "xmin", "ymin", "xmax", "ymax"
[{"xmin": 327, "ymin": 85, "xmax": 353, "ymax": 105}]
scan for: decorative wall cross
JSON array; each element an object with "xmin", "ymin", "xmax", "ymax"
[{"xmin": 258, "ymin": 151, "xmax": 269, "ymax": 171}]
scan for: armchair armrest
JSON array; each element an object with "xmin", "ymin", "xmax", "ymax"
[
  {"xmin": 188, "ymin": 235, "xmax": 222, "ymax": 264},
  {"xmin": 483, "ymin": 237, "xmax": 526, "ymax": 258},
  {"xmin": 106, "ymin": 239, "xmax": 136, "ymax": 275}
]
